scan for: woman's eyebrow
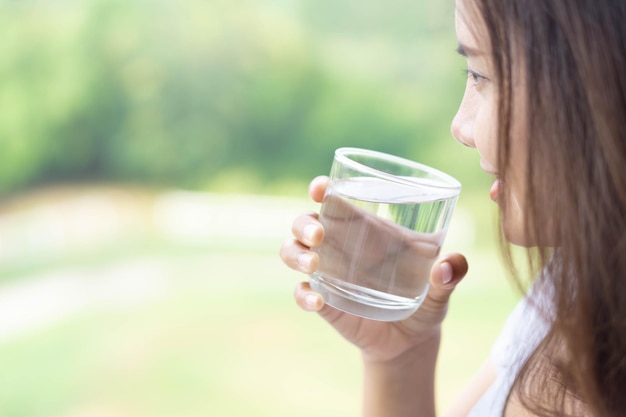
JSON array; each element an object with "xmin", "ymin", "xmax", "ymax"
[{"xmin": 456, "ymin": 43, "xmax": 482, "ymax": 57}]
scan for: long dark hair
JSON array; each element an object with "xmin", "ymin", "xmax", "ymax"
[{"xmin": 468, "ymin": 0, "xmax": 626, "ymax": 415}]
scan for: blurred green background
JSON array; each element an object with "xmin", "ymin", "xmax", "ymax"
[{"xmin": 0, "ymin": 0, "xmax": 519, "ymax": 416}]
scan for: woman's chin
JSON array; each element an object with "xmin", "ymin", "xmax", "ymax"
[{"xmin": 502, "ymin": 219, "xmax": 533, "ymax": 247}]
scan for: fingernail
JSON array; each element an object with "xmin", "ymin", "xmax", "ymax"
[
  {"xmin": 303, "ymin": 224, "xmax": 317, "ymax": 245},
  {"xmin": 441, "ymin": 262, "xmax": 453, "ymax": 285},
  {"xmin": 305, "ymin": 293, "xmax": 320, "ymax": 310},
  {"xmin": 297, "ymin": 252, "xmax": 314, "ymax": 269}
]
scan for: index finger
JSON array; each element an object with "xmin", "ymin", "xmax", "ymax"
[{"xmin": 309, "ymin": 176, "xmax": 329, "ymax": 203}]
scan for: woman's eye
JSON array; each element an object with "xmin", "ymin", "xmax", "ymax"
[{"xmin": 466, "ymin": 68, "xmax": 486, "ymax": 86}]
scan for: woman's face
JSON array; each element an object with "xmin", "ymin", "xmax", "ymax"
[{"xmin": 451, "ymin": 0, "xmax": 531, "ymax": 246}]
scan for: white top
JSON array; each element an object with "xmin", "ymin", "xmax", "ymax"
[{"xmin": 466, "ymin": 287, "xmax": 552, "ymax": 416}]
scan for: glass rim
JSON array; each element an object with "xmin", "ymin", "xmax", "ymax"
[{"xmin": 334, "ymin": 147, "xmax": 462, "ymax": 191}]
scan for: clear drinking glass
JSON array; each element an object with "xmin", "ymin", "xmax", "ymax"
[{"xmin": 309, "ymin": 147, "xmax": 461, "ymax": 321}]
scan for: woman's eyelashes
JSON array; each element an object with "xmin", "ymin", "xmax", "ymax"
[{"xmin": 465, "ymin": 67, "xmax": 488, "ymax": 86}]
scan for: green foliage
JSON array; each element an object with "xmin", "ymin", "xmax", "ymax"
[{"xmin": 0, "ymin": 0, "xmax": 479, "ymax": 196}]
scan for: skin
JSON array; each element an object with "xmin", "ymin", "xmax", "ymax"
[
  {"xmin": 452, "ymin": 0, "xmax": 530, "ymax": 247},
  {"xmin": 279, "ymin": 0, "xmax": 533, "ymax": 414}
]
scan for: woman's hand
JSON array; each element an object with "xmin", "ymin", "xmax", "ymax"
[{"xmin": 279, "ymin": 176, "xmax": 469, "ymax": 364}]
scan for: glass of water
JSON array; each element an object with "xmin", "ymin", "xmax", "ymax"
[{"xmin": 309, "ymin": 147, "xmax": 461, "ymax": 321}]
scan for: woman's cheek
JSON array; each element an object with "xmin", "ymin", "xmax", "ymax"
[{"xmin": 473, "ymin": 97, "xmax": 499, "ymax": 166}]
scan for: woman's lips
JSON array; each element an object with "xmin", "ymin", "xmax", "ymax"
[
  {"xmin": 479, "ymin": 161, "xmax": 500, "ymax": 201},
  {"xmin": 490, "ymin": 178, "xmax": 501, "ymax": 201}
]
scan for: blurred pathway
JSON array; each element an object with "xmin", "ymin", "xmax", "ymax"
[
  {"xmin": 0, "ymin": 258, "xmax": 170, "ymax": 342},
  {"xmin": 0, "ymin": 185, "xmax": 314, "ymax": 343}
]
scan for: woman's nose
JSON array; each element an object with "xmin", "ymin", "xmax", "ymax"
[{"xmin": 451, "ymin": 108, "xmax": 475, "ymax": 148}]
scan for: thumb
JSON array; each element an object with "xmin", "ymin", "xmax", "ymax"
[{"xmin": 425, "ymin": 252, "xmax": 468, "ymax": 307}]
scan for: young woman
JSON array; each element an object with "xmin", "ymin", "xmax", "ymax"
[{"xmin": 279, "ymin": 0, "xmax": 626, "ymax": 415}]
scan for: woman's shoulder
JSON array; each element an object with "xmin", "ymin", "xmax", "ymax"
[
  {"xmin": 491, "ymin": 289, "xmax": 552, "ymax": 372},
  {"xmin": 467, "ymin": 287, "xmax": 553, "ymax": 417}
]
